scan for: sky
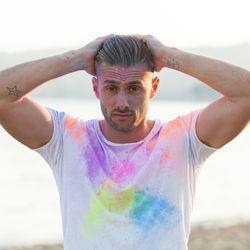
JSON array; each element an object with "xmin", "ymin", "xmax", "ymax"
[{"xmin": 1, "ymin": 0, "xmax": 250, "ymax": 52}]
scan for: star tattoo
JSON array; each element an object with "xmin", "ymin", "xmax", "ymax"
[{"xmin": 7, "ymin": 85, "xmax": 22, "ymax": 97}]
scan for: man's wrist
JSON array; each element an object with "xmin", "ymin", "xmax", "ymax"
[
  {"xmin": 61, "ymin": 49, "xmax": 87, "ymax": 73},
  {"xmin": 162, "ymin": 46, "xmax": 184, "ymax": 71}
]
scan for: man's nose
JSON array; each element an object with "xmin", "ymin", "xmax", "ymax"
[{"xmin": 115, "ymin": 90, "xmax": 129, "ymax": 110}]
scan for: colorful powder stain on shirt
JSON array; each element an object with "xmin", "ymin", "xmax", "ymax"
[
  {"xmin": 129, "ymin": 189, "xmax": 178, "ymax": 228},
  {"xmin": 109, "ymin": 158, "xmax": 137, "ymax": 185},
  {"xmin": 96, "ymin": 179, "xmax": 135, "ymax": 212},
  {"xmin": 64, "ymin": 115, "xmax": 87, "ymax": 143},
  {"xmin": 81, "ymin": 178, "xmax": 179, "ymax": 241},
  {"xmin": 81, "ymin": 179, "xmax": 136, "ymax": 240}
]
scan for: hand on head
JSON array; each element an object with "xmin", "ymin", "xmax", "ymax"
[
  {"xmin": 80, "ymin": 33, "xmax": 166, "ymax": 76},
  {"xmin": 79, "ymin": 34, "xmax": 116, "ymax": 76},
  {"xmin": 133, "ymin": 34, "xmax": 167, "ymax": 72}
]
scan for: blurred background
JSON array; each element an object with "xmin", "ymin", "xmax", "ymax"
[{"xmin": 0, "ymin": 0, "xmax": 250, "ymax": 249}]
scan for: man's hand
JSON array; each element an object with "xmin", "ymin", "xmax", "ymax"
[
  {"xmin": 135, "ymin": 34, "xmax": 170, "ymax": 72},
  {"xmin": 77, "ymin": 34, "xmax": 114, "ymax": 76}
]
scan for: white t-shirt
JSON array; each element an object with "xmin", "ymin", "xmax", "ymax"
[{"xmin": 34, "ymin": 108, "xmax": 217, "ymax": 250}]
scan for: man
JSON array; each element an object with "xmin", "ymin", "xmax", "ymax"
[{"xmin": 0, "ymin": 34, "xmax": 249, "ymax": 250}]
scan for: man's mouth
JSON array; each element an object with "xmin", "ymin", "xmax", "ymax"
[
  {"xmin": 113, "ymin": 112, "xmax": 133, "ymax": 116},
  {"xmin": 112, "ymin": 113, "xmax": 134, "ymax": 120}
]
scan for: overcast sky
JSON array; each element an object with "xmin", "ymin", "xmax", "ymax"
[{"xmin": 1, "ymin": 0, "xmax": 250, "ymax": 52}]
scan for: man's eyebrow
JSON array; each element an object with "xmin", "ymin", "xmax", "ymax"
[
  {"xmin": 104, "ymin": 79, "xmax": 120, "ymax": 84},
  {"xmin": 127, "ymin": 80, "xmax": 143, "ymax": 85},
  {"xmin": 103, "ymin": 79, "xmax": 143, "ymax": 85}
]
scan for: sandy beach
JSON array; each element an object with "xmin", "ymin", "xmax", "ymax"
[
  {"xmin": 1, "ymin": 221, "xmax": 250, "ymax": 250},
  {"xmin": 188, "ymin": 221, "xmax": 250, "ymax": 250}
]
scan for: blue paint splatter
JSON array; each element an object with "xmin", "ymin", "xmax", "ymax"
[{"xmin": 129, "ymin": 189, "xmax": 179, "ymax": 229}]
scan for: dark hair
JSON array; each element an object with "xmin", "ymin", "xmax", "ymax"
[{"xmin": 95, "ymin": 35, "xmax": 155, "ymax": 72}]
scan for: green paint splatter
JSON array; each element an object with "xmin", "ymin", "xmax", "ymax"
[{"xmin": 81, "ymin": 179, "xmax": 136, "ymax": 240}]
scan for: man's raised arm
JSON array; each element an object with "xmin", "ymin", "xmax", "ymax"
[
  {"xmin": 0, "ymin": 35, "xmax": 112, "ymax": 149},
  {"xmin": 141, "ymin": 34, "xmax": 250, "ymax": 148}
]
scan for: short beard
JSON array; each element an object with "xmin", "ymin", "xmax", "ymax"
[{"xmin": 100, "ymin": 102, "xmax": 137, "ymax": 132}]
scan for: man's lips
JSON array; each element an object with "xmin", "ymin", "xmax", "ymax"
[
  {"xmin": 113, "ymin": 113, "xmax": 132, "ymax": 116},
  {"xmin": 112, "ymin": 113, "xmax": 133, "ymax": 117}
]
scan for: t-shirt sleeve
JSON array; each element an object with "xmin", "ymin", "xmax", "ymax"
[
  {"xmin": 33, "ymin": 107, "xmax": 65, "ymax": 169},
  {"xmin": 188, "ymin": 109, "xmax": 218, "ymax": 170}
]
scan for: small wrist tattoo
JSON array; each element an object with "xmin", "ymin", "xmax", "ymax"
[
  {"xmin": 7, "ymin": 85, "xmax": 22, "ymax": 97},
  {"xmin": 166, "ymin": 56, "xmax": 180, "ymax": 71},
  {"xmin": 65, "ymin": 50, "xmax": 76, "ymax": 61}
]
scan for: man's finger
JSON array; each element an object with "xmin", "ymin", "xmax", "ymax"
[
  {"xmin": 133, "ymin": 33, "xmax": 146, "ymax": 42},
  {"xmin": 96, "ymin": 34, "xmax": 115, "ymax": 42}
]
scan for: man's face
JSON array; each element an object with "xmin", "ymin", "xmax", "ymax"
[{"xmin": 92, "ymin": 64, "xmax": 159, "ymax": 132}]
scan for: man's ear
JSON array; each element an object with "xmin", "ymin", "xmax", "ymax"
[
  {"xmin": 92, "ymin": 77, "xmax": 100, "ymax": 99},
  {"xmin": 150, "ymin": 76, "xmax": 160, "ymax": 99}
]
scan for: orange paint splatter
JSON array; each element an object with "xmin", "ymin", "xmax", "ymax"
[{"xmin": 64, "ymin": 115, "xmax": 87, "ymax": 143}]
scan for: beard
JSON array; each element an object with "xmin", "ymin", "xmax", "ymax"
[{"xmin": 100, "ymin": 102, "xmax": 137, "ymax": 132}]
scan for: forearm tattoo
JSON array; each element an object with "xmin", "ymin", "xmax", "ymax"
[
  {"xmin": 6, "ymin": 85, "xmax": 22, "ymax": 97},
  {"xmin": 166, "ymin": 56, "xmax": 180, "ymax": 71}
]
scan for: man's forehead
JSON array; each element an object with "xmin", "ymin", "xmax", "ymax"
[{"xmin": 97, "ymin": 64, "xmax": 153, "ymax": 80}]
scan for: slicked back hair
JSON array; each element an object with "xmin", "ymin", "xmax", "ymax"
[{"xmin": 95, "ymin": 35, "xmax": 155, "ymax": 72}]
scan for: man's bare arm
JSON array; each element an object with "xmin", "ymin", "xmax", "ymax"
[
  {"xmin": 168, "ymin": 49, "xmax": 250, "ymax": 148},
  {"xmin": 143, "ymin": 35, "xmax": 250, "ymax": 148},
  {"xmin": 0, "ymin": 35, "xmax": 113, "ymax": 149}
]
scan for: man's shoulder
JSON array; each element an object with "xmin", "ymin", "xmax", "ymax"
[
  {"xmin": 158, "ymin": 109, "xmax": 202, "ymax": 134},
  {"xmin": 46, "ymin": 107, "xmax": 99, "ymax": 134}
]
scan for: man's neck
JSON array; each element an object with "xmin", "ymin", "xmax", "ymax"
[{"xmin": 99, "ymin": 119, "xmax": 155, "ymax": 144}]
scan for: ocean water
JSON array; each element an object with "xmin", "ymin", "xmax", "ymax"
[{"xmin": 0, "ymin": 98, "xmax": 249, "ymax": 247}]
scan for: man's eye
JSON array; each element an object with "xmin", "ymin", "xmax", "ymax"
[
  {"xmin": 129, "ymin": 86, "xmax": 139, "ymax": 92},
  {"xmin": 107, "ymin": 86, "xmax": 117, "ymax": 92}
]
